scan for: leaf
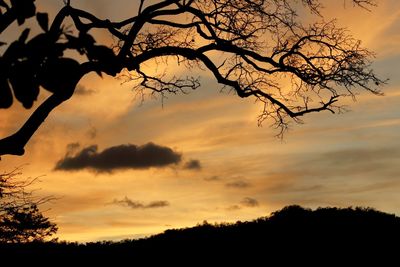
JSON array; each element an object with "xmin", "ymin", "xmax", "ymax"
[
  {"xmin": 26, "ymin": 32, "xmax": 65, "ymax": 61},
  {"xmin": 36, "ymin": 12, "xmax": 49, "ymax": 32},
  {"xmin": 39, "ymin": 58, "xmax": 80, "ymax": 94},
  {"xmin": 25, "ymin": 33, "xmax": 49, "ymax": 60},
  {"xmin": 78, "ymin": 32, "xmax": 96, "ymax": 47},
  {"xmin": 9, "ymin": 61, "xmax": 39, "ymax": 109},
  {"xmin": 65, "ymin": 34, "xmax": 85, "ymax": 54},
  {"xmin": 0, "ymin": 0, "xmax": 9, "ymax": 9},
  {"xmin": 2, "ymin": 40, "xmax": 25, "ymax": 62},
  {"xmin": 11, "ymin": 0, "xmax": 36, "ymax": 25},
  {"xmin": 95, "ymin": 69, "xmax": 103, "ymax": 77},
  {"xmin": 16, "ymin": 14, "xmax": 25, "ymax": 26},
  {"xmin": 87, "ymin": 45, "xmax": 120, "ymax": 76},
  {"xmin": 87, "ymin": 45, "xmax": 115, "ymax": 61},
  {"xmin": 0, "ymin": 77, "xmax": 13, "ymax": 108},
  {"xmin": 18, "ymin": 28, "xmax": 30, "ymax": 43}
]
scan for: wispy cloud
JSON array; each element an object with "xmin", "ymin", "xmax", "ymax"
[
  {"xmin": 292, "ymin": 147, "xmax": 400, "ymax": 178},
  {"xmin": 86, "ymin": 126, "xmax": 97, "ymax": 140},
  {"xmin": 227, "ymin": 205, "xmax": 241, "ymax": 211},
  {"xmin": 240, "ymin": 197, "xmax": 259, "ymax": 207},
  {"xmin": 204, "ymin": 176, "xmax": 220, "ymax": 182},
  {"xmin": 183, "ymin": 159, "xmax": 202, "ymax": 170},
  {"xmin": 112, "ymin": 197, "xmax": 170, "ymax": 209},
  {"xmin": 225, "ymin": 180, "xmax": 251, "ymax": 189},
  {"xmin": 65, "ymin": 142, "xmax": 81, "ymax": 157},
  {"xmin": 227, "ymin": 197, "xmax": 260, "ymax": 210},
  {"xmin": 75, "ymin": 85, "xmax": 98, "ymax": 95}
]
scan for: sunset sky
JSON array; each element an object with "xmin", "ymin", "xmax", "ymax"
[{"xmin": 1, "ymin": 0, "xmax": 400, "ymax": 242}]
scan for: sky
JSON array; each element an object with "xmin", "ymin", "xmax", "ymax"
[{"xmin": 1, "ymin": 0, "xmax": 400, "ymax": 242}]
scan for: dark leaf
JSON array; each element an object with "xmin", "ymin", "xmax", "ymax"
[
  {"xmin": 39, "ymin": 58, "xmax": 80, "ymax": 94},
  {"xmin": 95, "ymin": 69, "xmax": 103, "ymax": 77},
  {"xmin": 36, "ymin": 12, "xmax": 49, "ymax": 32},
  {"xmin": 65, "ymin": 34, "xmax": 85, "ymax": 54},
  {"xmin": 11, "ymin": 0, "xmax": 36, "ymax": 25},
  {"xmin": 2, "ymin": 40, "xmax": 25, "ymax": 63},
  {"xmin": 0, "ymin": 77, "xmax": 13, "ymax": 108},
  {"xmin": 18, "ymin": 28, "xmax": 30, "ymax": 43},
  {"xmin": 9, "ymin": 61, "xmax": 39, "ymax": 109},
  {"xmin": 78, "ymin": 32, "xmax": 96, "ymax": 47},
  {"xmin": 25, "ymin": 33, "xmax": 49, "ymax": 57},
  {"xmin": 16, "ymin": 14, "xmax": 25, "ymax": 26},
  {"xmin": 87, "ymin": 45, "xmax": 120, "ymax": 76},
  {"xmin": 25, "ymin": 33, "xmax": 65, "ymax": 61},
  {"xmin": 0, "ymin": 0, "xmax": 9, "ymax": 9},
  {"xmin": 65, "ymin": 34, "xmax": 78, "ymax": 43},
  {"xmin": 87, "ymin": 45, "xmax": 115, "ymax": 61}
]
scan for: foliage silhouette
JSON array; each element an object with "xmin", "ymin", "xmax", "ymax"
[
  {"xmin": 0, "ymin": 0, "xmax": 385, "ymax": 157},
  {"xmin": 0, "ymin": 169, "xmax": 57, "ymax": 243},
  {"xmin": 0, "ymin": 205, "xmax": 399, "ymax": 264}
]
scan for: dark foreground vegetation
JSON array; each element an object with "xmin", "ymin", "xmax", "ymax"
[{"xmin": 1, "ymin": 205, "xmax": 399, "ymax": 265}]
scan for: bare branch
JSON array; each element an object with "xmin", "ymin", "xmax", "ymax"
[{"xmin": 0, "ymin": 0, "xmax": 386, "ymax": 156}]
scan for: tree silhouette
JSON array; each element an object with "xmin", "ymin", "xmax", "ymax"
[
  {"xmin": 0, "ymin": 169, "xmax": 57, "ymax": 243},
  {"xmin": 0, "ymin": 0, "xmax": 385, "ymax": 157},
  {"xmin": 1, "ymin": 204, "xmax": 398, "ymax": 265}
]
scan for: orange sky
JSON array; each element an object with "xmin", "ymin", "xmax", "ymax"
[{"xmin": 1, "ymin": 0, "xmax": 400, "ymax": 242}]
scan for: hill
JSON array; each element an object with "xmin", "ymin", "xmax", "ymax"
[{"xmin": 1, "ymin": 205, "xmax": 399, "ymax": 265}]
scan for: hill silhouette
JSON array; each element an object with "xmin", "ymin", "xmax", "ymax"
[{"xmin": 1, "ymin": 205, "xmax": 399, "ymax": 265}]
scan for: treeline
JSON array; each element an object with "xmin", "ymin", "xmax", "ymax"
[{"xmin": 1, "ymin": 205, "xmax": 399, "ymax": 265}]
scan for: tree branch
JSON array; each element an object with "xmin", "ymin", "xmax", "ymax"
[
  {"xmin": 0, "ymin": 0, "xmax": 385, "ymax": 156},
  {"xmin": 0, "ymin": 94, "xmax": 68, "ymax": 157}
]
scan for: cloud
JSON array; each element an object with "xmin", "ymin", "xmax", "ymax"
[
  {"xmin": 146, "ymin": 201, "xmax": 170, "ymax": 208},
  {"xmin": 293, "ymin": 147, "xmax": 400, "ymax": 178},
  {"xmin": 65, "ymin": 142, "xmax": 81, "ymax": 157},
  {"xmin": 112, "ymin": 197, "xmax": 170, "ymax": 209},
  {"xmin": 265, "ymin": 182, "xmax": 325, "ymax": 195},
  {"xmin": 204, "ymin": 176, "xmax": 220, "ymax": 182},
  {"xmin": 227, "ymin": 197, "xmax": 259, "ymax": 210},
  {"xmin": 86, "ymin": 126, "xmax": 97, "ymax": 139},
  {"xmin": 227, "ymin": 205, "xmax": 241, "ymax": 211},
  {"xmin": 183, "ymin": 159, "xmax": 202, "ymax": 170},
  {"xmin": 55, "ymin": 142, "xmax": 182, "ymax": 172},
  {"xmin": 240, "ymin": 197, "xmax": 259, "ymax": 207},
  {"xmin": 374, "ymin": 13, "xmax": 400, "ymax": 57},
  {"xmin": 75, "ymin": 85, "xmax": 97, "ymax": 95},
  {"xmin": 256, "ymin": 146, "xmax": 400, "ymax": 208},
  {"xmin": 225, "ymin": 180, "xmax": 251, "ymax": 189}
]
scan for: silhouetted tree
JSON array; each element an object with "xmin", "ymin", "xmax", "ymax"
[
  {"xmin": 0, "ymin": 0, "xmax": 385, "ymax": 157},
  {"xmin": 0, "ymin": 169, "xmax": 57, "ymax": 243},
  {"xmin": 0, "ymin": 204, "xmax": 399, "ymax": 265}
]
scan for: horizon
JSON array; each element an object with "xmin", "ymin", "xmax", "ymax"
[{"xmin": 1, "ymin": 0, "xmax": 400, "ymax": 242}]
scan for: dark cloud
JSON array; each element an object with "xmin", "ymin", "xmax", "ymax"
[
  {"xmin": 225, "ymin": 180, "xmax": 251, "ymax": 189},
  {"xmin": 227, "ymin": 197, "xmax": 259, "ymax": 211},
  {"xmin": 112, "ymin": 197, "xmax": 170, "ymax": 209},
  {"xmin": 65, "ymin": 143, "xmax": 81, "ymax": 157},
  {"xmin": 227, "ymin": 205, "xmax": 241, "ymax": 211},
  {"xmin": 204, "ymin": 176, "xmax": 220, "ymax": 182},
  {"xmin": 241, "ymin": 197, "xmax": 259, "ymax": 207},
  {"xmin": 86, "ymin": 126, "xmax": 97, "ymax": 139},
  {"xmin": 183, "ymin": 159, "xmax": 202, "ymax": 170},
  {"xmin": 146, "ymin": 201, "xmax": 170, "ymax": 208},
  {"xmin": 75, "ymin": 85, "xmax": 97, "ymax": 95},
  {"xmin": 55, "ymin": 142, "xmax": 182, "ymax": 172}
]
